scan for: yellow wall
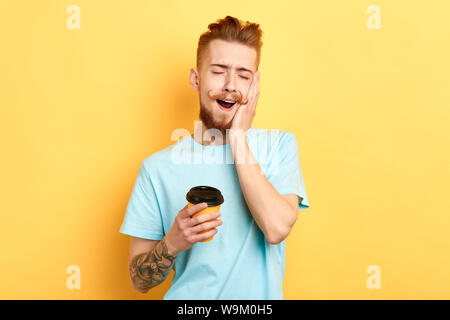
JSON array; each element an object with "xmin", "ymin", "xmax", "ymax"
[{"xmin": 1, "ymin": 0, "xmax": 449, "ymax": 299}]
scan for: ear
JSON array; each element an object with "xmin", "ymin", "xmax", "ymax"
[{"xmin": 189, "ymin": 68, "xmax": 200, "ymax": 91}]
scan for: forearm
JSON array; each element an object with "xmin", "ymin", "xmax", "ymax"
[
  {"xmin": 230, "ymin": 133, "xmax": 295, "ymax": 243},
  {"xmin": 129, "ymin": 236, "xmax": 178, "ymax": 293}
]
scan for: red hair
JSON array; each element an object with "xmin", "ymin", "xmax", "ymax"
[{"xmin": 196, "ymin": 16, "xmax": 263, "ymax": 71}]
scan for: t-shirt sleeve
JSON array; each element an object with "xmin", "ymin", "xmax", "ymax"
[
  {"xmin": 119, "ymin": 162, "xmax": 164, "ymax": 240},
  {"xmin": 266, "ymin": 132, "xmax": 309, "ymax": 210}
]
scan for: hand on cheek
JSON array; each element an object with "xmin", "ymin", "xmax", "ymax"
[{"xmin": 230, "ymin": 71, "xmax": 260, "ymax": 135}]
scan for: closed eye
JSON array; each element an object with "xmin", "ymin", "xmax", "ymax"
[{"xmin": 212, "ymin": 71, "xmax": 249, "ymax": 80}]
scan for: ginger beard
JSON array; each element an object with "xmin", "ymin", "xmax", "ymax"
[{"xmin": 197, "ymin": 81, "xmax": 248, "ymax": 139}]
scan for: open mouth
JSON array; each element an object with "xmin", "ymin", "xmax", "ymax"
[{"xmin": 216, "ymin": 99, "xmax": 236, "ymax": 109}]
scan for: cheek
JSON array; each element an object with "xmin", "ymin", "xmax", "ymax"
[
  {"xmin": 239, "ymin": 82, "xmax": 250, "ymax": 93},
  {"xmin": 207, "ymin": 76, "xmax": 225, "ymax": 89},
  {"xmin": 233, "ymin": 83, "xmax": 250, "ymax": 100},
  {"xmin": 200, "ymin": 81, "xmax": 220, "ymax": 100}
]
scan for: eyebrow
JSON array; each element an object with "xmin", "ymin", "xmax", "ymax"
[{"xmin": 209, "ymin": 64, "xmax": 253, "ymax": 74}]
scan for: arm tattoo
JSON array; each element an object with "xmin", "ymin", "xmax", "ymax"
[{"xmin": 129, "ymin": 236, "xmax": 178, "ymax": 293}]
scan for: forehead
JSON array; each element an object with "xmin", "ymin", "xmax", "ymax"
[{"xmin": 204, "ymin": 39, "xmax": 257, "ymax": 71}]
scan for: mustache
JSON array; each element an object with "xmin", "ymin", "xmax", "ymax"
[{"xmin": 207, "ymin": 90, "xmax": 249, "ymax": 105}]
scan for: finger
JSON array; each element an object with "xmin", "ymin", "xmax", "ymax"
[
  {"xmin": 180, "ymin": 202, "xmax": 208, "ymax": 219},
  {"xmin": 189, "ymin": 210, "xmax": 221, "ymax": 227},
  {"xmin": 251, "ymin": 71, "xmax": 260, "ymax": 113},
  {"xmin": 190, "ymin": 228, "xmax": 218, "ymax": 243},
  {"xmin": 189, "ymin": 218, "xmax": 223, "ymax": 235},
  {"xmin": 241, "ymin": 73, "xmax": 257, "ymax": 105},
  {"xmin": 248, "ymin": 74, "xmax": 258, "ymax": 103},
  {"xmin": 246, "ymin": 71, "xmax": 259, "ymax": 107}
]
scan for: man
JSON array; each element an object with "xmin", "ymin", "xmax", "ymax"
[{"xmin": 119, "ymin": 15, "xmax": 309, "ymax": 299}]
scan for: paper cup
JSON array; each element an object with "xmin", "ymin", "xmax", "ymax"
[{"xmin": 186, "ymin": 186, "xmax": 224, "ymax": 242}]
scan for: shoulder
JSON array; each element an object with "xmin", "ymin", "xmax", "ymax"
[{"xmin": 248, "ymin": 127, "xmax": 296, "ymax": 146}]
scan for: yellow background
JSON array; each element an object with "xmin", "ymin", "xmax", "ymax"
[{"xmin": 1, "ymin": 0, "xmax": 449, "ymax": 299}]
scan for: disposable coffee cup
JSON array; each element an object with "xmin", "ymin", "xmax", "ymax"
[{"xmin": 186, "ymin": 186, "xmax": 224, "ymax": 242}]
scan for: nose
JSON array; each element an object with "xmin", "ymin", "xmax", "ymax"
[{"xmin": 223, "ymin": 72, "xmax": 237, "ymax": 94}]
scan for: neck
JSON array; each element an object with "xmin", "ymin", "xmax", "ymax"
[{"xmin": 191, "ymin": 123, "xmax": 229, "ymax": 146}]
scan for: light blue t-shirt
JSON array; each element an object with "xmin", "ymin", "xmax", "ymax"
[{"xmin": 119, "ymin": 127, "xmax": 309, "ymax": 299}]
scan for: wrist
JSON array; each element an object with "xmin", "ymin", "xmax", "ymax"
[
  {"xmin": 163, "ymin": 235, "xmax": 179, "ymax": 257},
  {"xmin": 228, "ymin": 128, "xmax": 247, "ymax": 139},
  {"xmin": 228, "ymin": 129, "xmax": 247, "ymax": 147},
  {"xmin": 228, "ymin": 132, "xmax": 249, "ymax": 163}
]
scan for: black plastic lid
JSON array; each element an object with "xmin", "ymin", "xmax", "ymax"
[{"xmin": 186, "ymin": 186, "xmax": 224, "ymax": 206}]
